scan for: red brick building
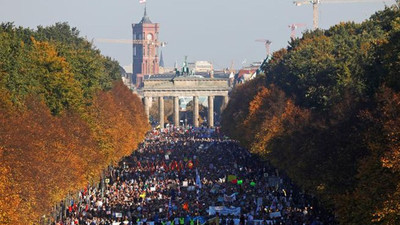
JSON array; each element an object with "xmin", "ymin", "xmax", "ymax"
[{"xmin": 132, "ymin": 8, "xmax": 160, "ymax": 87}]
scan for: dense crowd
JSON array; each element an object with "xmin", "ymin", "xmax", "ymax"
[{"xmin": 59, "ymin": 126, "xmax": 333, "ymax": 225}]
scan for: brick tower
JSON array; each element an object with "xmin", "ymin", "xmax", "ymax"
[{"xmin": 132, "ymin": 7, "xmax": 160, "ymax": 87}]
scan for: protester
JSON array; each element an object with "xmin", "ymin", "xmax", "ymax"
[{"xmin": 61, "ymin": 126, "xmax": 332, "ymax": 225}]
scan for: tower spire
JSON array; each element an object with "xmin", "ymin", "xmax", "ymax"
[
  {"xmin": 139, "ymin": 3, "xmax": 152, "ymax": 24},
  {"xmin": 159, "ymin": 50, "xmax": 165, "ymax": 67}
]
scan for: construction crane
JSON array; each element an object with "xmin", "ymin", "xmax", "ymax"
[
  {"xmin": 289, "ymin": 23, "xmax": 307, "ymax": 39},
  {"xmin": 294, "ymin": 0, "xmax": 394, "ymax": 30},
  {"xmin": 255, "ymin": 39, "xmax": 272, "ymax": 58}
]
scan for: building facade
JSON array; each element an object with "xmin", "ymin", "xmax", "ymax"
[
  {"xmin": 132, "ymin": 8, "xmax": 160, "ymax": 87},
  {"xmin": 194, "ymin": 61, "xmax": 213, "ymax": 73}
]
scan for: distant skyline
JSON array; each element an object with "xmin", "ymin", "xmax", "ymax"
[{"xmin": 1, "ymin": 0, "xmax": 396, "ymax": 70}]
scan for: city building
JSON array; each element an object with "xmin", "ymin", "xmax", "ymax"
[
  {"xmin": 120, "ymin": 66, "xmax": 134, "ymax": 90},
  {"xmin": 237, "ymin": 67, "xmax": 258, "ymax": 83},
  {"xmin": 235, "ymin": 60, "xmax": 267, "ymax": 84},
  {"xmin": 132, "ymin": 7, "xmax": 160, "ymax": 87},
  {"xmin": 187, "ymin": 61, "xmax": 213, "ymax": 74}
]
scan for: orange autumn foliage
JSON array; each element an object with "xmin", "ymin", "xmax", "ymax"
[
  {"xmin": 0, "ymin": 82, "xmax": 149, "ymax": 224},
  {"xmin": 372, "ymin": 87, "xmax": 400, "ymax": 223},
  {"xmin": 246, "ymin": 86, "xmax": 310, "ymax": 156},
  {"xmin": 0, "ymin": 156, "xmax": 22, "ymax": 225},
  {"xmin": 85, "ymin": 82, "xmax": 149, "ymax": 171},
  {"xmin": 0, "ymin": 24, "xmax": 149, "ymax": 224}
]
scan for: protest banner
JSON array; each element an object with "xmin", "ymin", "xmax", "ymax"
[
  {"xmin": 269, "ymin": 211, "xmax": 281, "ymax": 218},
  {"xmin": 208, "ymin": 206, "xmax": 241, "ymax": 216}
]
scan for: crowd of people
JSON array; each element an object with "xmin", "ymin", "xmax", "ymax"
[{"xmin": 59, "ymin": 126, "xmax": 333, "ymax": 225}]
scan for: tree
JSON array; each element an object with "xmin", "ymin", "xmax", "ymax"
[
  {"xmin": 0, "ymin": 23, "xmax": 149, "ymax": 223},
  {"xmin": 221, "ymin": 6, "xmax": 400, "ymax": 224},
  {"xmin": 28, "ymin": 38, "xmax": 83, "ymax": 114},
  {"xmin": 221, "ymin": 75, "xmax": 266, "ymax": 145}
]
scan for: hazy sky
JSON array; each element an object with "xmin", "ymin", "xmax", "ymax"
[{"xmin": 0, "ymin": 0, "xmax": 396, "ymax": 69}]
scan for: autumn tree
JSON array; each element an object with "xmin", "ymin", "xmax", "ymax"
[
  {"xmin": 221, "ymin": 75, "xmax": 266, "ymax": 146},
  {"xmin": 0, "ymin": 23, "xmax": 149, "ymax": 224},
  {"xmin": 222, "ymin": 5, "xmax": 400, "ymax": 224}
]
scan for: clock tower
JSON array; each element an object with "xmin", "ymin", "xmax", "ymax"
[{"xmin": 132, "ymin": 7, "xmax": 160, "ymax": 87}]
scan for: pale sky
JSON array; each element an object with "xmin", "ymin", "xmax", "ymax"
[{"xmin": 0, "ymin": 0, "xmax": 395, "ymax": 70}]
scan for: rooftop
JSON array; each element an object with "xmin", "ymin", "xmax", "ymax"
[{"xmin": 140, "ymin": 7, "xmax": 152, "ymax": 24}]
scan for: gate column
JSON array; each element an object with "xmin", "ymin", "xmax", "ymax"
[
  {"xmin": 208, "ymin": 95, "xmax": 214, "ymax": 127},
  {"xmin": 144, "ymin": 97, "xmax": 150, "ymax": 120},
  {"xmin": 193, "ymin": 96, "xmax": 199, "ymax": 127},
  {"xmin": 173, "ymin": 96, "xmax": 180, "ymax": 127},
  {"xmin": 222, "ymin": 95, "xmax": 229, "ymax": 110},
  {"xmin": 159, "ymin": 96, "xmax": 164, "ymax": 128}
]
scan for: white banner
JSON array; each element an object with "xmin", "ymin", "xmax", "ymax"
[
  {"xmin": 208, "ymin": 206, "xmax": 241, "ymax": 216},
  {"xmin": 269, "ymin": 211, "xmax": 281, "ymax": 218}
]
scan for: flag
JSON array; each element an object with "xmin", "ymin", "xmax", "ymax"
[
  {"xmin": 167, "ymin": 198, "xmax": 172, "ymax": 219},
  {"xmin": 188, "ymin": 160, "xmax": 194, "ymax": 169},
  {"xmin": 182, "ymin": 202, "xmax": 189, "ymax": 211},
  {"xmin": 195, "ymin": 168, "xmax": 202, "ymax": 189},
  {"xmin": 210, "ymin": 184, "xmax": 220, "ymax": 194},
  {"xmin": 139, "ymin": 0, "xmax": 146, "ymax": 4},
  {"xmin": 256, "ymin": 197, "xmax": 263, "ymax": 212},
  {"xmin": 227, "ymin": 175, "xmax": 237, "ymax": 182}
]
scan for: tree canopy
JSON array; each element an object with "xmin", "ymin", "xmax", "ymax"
[
  {"xmin": 222, "ymin": 6, "xmax": 400, "ymax": 225},
  {"xmin": 0, "ymin": 23, "xmax": 149, "ymax": 224}
]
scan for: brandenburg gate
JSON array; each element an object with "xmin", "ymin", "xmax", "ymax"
[{"xmin": 142, "ymin": 76, "xmax": 230, "ymax": 128}]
